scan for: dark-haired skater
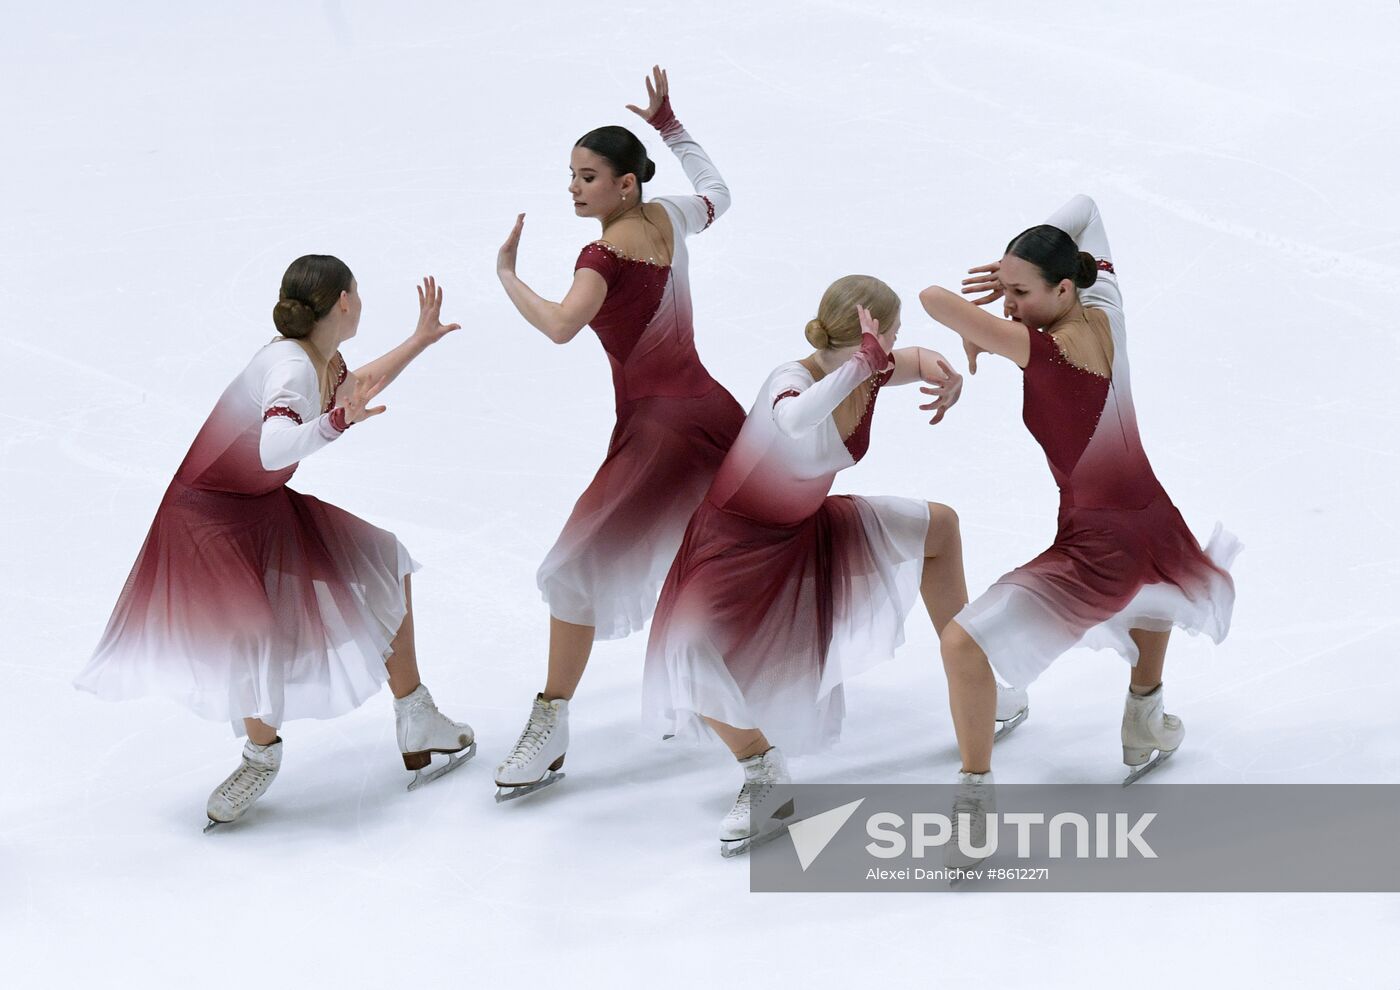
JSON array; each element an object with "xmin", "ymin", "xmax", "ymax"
[
  {"xmin": 493, "ymin": 66, "xmax": 744, "ymax": 799},
  {"xmin": 919, "ymin": 195, "xmax": 1239, "ymax": 865},
  {"xmin": 76, "ymin": 259, "xmax": 476, "ymax": 830}
]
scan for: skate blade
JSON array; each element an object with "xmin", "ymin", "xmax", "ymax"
[
  {"xmin": 494, "ymin": 770, "xmax": 565, "ymax": 804},
  {"xmin": 994, "ymin": 706, "xmax": 1029, "ymax": 742},
  {"xmin": 720, "ymin": 823, "xmax": 792, "ymax": 859},
  {"xmin": 406, "ymin": 742, "xmax": 477, "ymax": 792},
  {"xmin": 720, "ymin": 801, "xmax": 799, "ymax": 859},
  {"xmin": 203, "ymin": 819, "xmax": 225, "ymax": 834},
  {"xmin": 1121, "ymin": 748, "xmax": 1174, "ymax": 787}
]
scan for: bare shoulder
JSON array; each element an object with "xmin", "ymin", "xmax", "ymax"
[
  {"xmin": 601, "ymin": 202, "xmax": 676, "ymax": 264},
  {"xmin": 642, "ymin": 201, "xmax": 671, "ymax": 226},
  {"xmin": 1051, "ymin": 318, "xmax": 1114, "ymax": 377}
]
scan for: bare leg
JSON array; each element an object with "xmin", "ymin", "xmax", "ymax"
[
  {"xmin": 940, "ymin": 621, "xmax": 996, "ymax": 774},
  {"xmin": 924, "ymin": 502, "xmax": 993, "ymax": 772},
  {"xmin": 704, "ymin": 717, "xmax": 772, "ymax": 761},
  {"xmin": 243, "ymin": 718, "xmax": 278, "ymax": 746},
  {"xmin": 1129, "ymin": 628, "xmax": 1171, "ymax": 694},
  {"xmin": 384, "ymin": 574, "xmax": 423, "ymax": 700},
  {"xmin": 543, "ymin": 616, "xmax": 595, "ymax": 701},
  {"xmin": 921, "ymin": 502, "xmax": 969, "ymax": 634}
]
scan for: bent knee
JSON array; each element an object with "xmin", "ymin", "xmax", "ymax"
[
  {"xmin": 925, "ymin": 501, "xmax": 961, "ymax": 553},
  {"xmin": 940, "ymin": 621, "xmax": 983, "ymax": 667}
]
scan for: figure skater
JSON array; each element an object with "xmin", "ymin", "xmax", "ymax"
[
  {"xmin": 919, "ymin": 194, "xmax": 1240, "ymax": 865},
  {"xmin": 644, "ymin": 276, "xmax": 972, "ymax": 856},
  {"xmin": 76, "ymin": 257, "xmax": 476, "ymax": 830},
  {"xmin": 493, "ymin": 66, "xmax": 744, "ymax": 799}
]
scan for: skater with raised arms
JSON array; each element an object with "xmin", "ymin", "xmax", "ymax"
[
  {"xmin": 919, "ymin": 194, "xmax": 1240, "ymax": 866},
  {"xmin": 644, "ymin": 278, "xmax": 987, "ymax": 857},
  {"xmin": 77, "ymin": 258, "xmax": 477, "ymax": 830},
  {"xmin": 493, "ymin": 66, "xmax": 745, "ymax": 800}
]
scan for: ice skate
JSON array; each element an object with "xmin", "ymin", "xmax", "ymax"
[
  {"xmin": 1121, "ymin": 684, "xmax": 1184, "ymax": 786},
  {"xmin": 205, "ymin": 738, "xmax": 282, "ymax": 832},
  {"xmin": 994, "ymin": 684, "xmax": 1029, "ymax": 742},
  {"xmin": 494, "ymin": 694, "xmax": 568, "ymax": 802},
  {"xmin": 719, "ymin": 748, "xmax": 795, "ymax": 859},
  {"xmin": 944, "ymin": 769, "xmax": 995, "ymax": 876},
  {"xmin": 394, "ymin": 683, "xmax": 476, "ymax": 791}
]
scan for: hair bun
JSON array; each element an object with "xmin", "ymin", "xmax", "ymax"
[
  {"xmin": 272, "ymin": 297, "xmax": 317, "ymax": 339},
  {"xmin": 642, "ymin": 157, "xmax": 656, "ymax": 183},
  {"xmin": 1074, "ymin": 251, "xmax": 1099, "ymax": 289},
  {"xmin": 804, "ymin": 318, "xmax": 830, "ymax": 349}
]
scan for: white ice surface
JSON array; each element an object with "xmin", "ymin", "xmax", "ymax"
[{"xmin": 3, "ymin": 1, "xmax": 1399, "ymax": 987}]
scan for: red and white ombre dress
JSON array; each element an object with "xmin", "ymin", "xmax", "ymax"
[
  {"xmin": 536, "ymin": 100, "xmax": 745, "ymax": 639},
  {"xmin": 957, "ymin": 196, "xmax": 1240, "ymax": 688},
  {"xmin": 644, "ymin": 335, "xmax": 931, "ymax": 755},
  {"xmin": 76, "ymin": 339, "xmax": 417, "ymax": 732}
]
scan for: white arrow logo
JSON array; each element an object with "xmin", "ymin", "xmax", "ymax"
[{"xmin": 788, "ymin": 799, "xmax": 866, "ymax": 871}]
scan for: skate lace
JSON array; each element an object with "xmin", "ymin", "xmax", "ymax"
[
  {"xmin": 729, "ymin": 775, "xmax": 779, "ymax": 822},
  {"xmin": 218, "ymin": 762, "xmax": 274, "ymax": 805},
  {"xmin": 503, "ymin": 709, "xmax": 552, "ymax": 767},
  {"xmin": 950, "ymin": 794, "xmax": 986, "ymax": 843}
]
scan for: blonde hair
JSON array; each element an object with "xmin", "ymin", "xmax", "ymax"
[{"xmin": 804, "ymin": 274, "xmax": 900, "ymax": 350}]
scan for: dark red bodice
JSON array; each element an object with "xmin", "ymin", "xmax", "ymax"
[
  {"xmin": 1022, "ymin": 328, "xmax": 1110, "ymax": 485},
  {"xmin": 1022, "ymin": 327, "xmax": 1163, "ymax": 510},
  {"xmin": 575, "ymin": 242, "xmax": 721, "ymax": 404}
]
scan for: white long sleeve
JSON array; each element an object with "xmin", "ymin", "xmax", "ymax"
[
  {"xmin": 257, "ymin": 355, "xmax": 346, "ymax": 471},
  {"xmin": 1044, "ymin": 193, "xmax": 1111, "ymax": 261},
  {"xmin": 770, "ymin": 336, "xmax": 888, "ymax": 439},
  {"xmin": 648, "ymin": 99, "xmax": 730, "ymax": 236},
  {"xmin": 1046, "ymin": 193, "xmax": 1120, "ymax": 314}
]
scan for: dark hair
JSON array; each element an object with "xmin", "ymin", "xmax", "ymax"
[
  {"xmin": 575, "ymin": 125, "xmax": 656, "ymax": 189},
  {"xmin": 1005, "ymin": 225, "xmax": 1097, "ymax": 290},
  {"xmin": 272, "ymin": 255, "xmax": 354, "ymax": 339}
]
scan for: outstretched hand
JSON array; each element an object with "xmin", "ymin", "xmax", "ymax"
[
  {"xmin": 625, "ymin": 65, "xmax": 669, "ymax": 122},
  {"xmin": 918, "ymin": 353, "xmax": 963, "ymax": 425},
  {"xmin": 962, "ymin": 262, "xmax": 1004, "ymax": 307},
  {"xmin": 343, "ymin": 373, "xmax": 388, "ymax": 425},
  {"xmin": 497, "ymin": 213, "xmax": 525, "ymax": 276},
  {"xmin": 413, "ymin": 276, "xmax": 461, "ymax": 344}
]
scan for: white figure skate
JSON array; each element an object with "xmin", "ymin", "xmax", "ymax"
[
  {"xmin": 205, "ymin": 738, "xmax": 282, "ymax": 832},
  {"xmin": 944, "ymin": 769, "xmax": 996, "ymax": 875},
  {"xmin": 495, "ymin": 694, "xmax": 568, "ymax": 802},
  {"xmin": 395, "ymin": 683, "xmax": 476, "ymax": 791},
  {"xmin": 995, "ymin": 684, "xmax": 1029, "ymax": 742},
  {"xmin": 1121, "ymin": 685, "xmax": 1184, "ymax": 786},
  {"xmin": 719, "ymin": 748, "xmax": 795, "ymax": 859}
]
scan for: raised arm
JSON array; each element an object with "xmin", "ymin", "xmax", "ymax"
[
  {"xmin": 772, "ymin": 332, "xmax": 889, "ymax": 439},
  {"xmin": 350, "ymin": 276, "xmax": 460, "ymax": 387},
  {"xmin": 918, "ymin": 285, "xmax": 1030, "ymax": 370},
  {"xmin": 1045, "ymin": 193, "xmax": 1111, "ymax": 262},
  {"xmin": 1044, "ymin": 193, "xmax": 1120, "ymax": 314},
  {"xmin": 496, "ymin": 213, "xmax": 609, "ymax": 344},
  {"xmin": 626, "ymin": 65, "xmax": 730, "ymax": 235}
]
